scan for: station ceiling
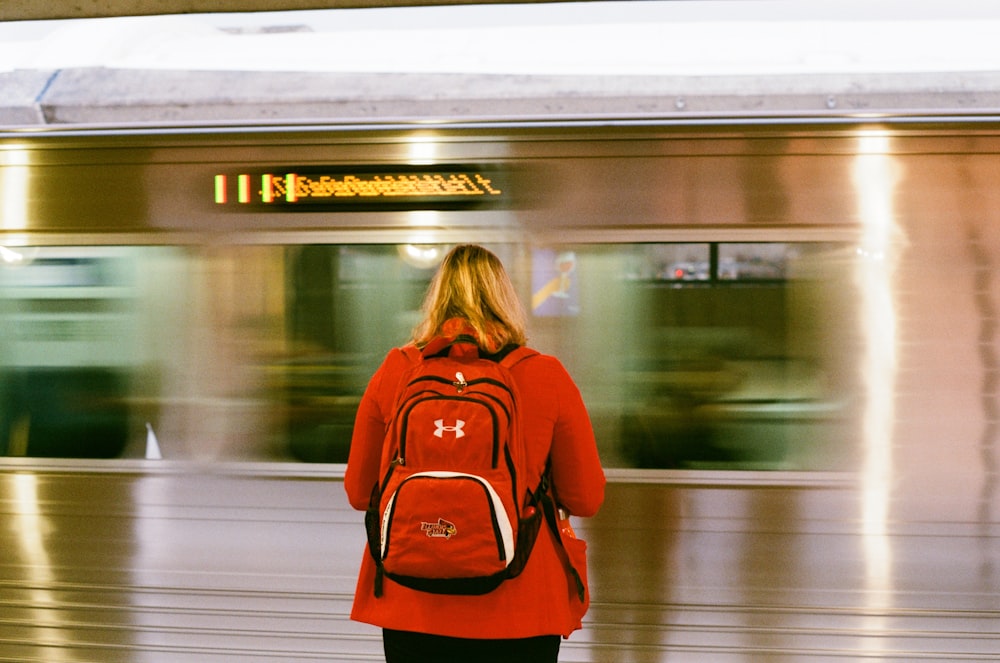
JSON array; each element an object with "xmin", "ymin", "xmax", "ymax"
[
  {"xmin": 5, "ymin": 1, "xmax": 1000, "ymax": 126},
  {"xmin": 1, "ymin": 0, "xmax": 531, "ymax": 22}
]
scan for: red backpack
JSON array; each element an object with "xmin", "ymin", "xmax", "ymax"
[{"xmin": 365, "ymin": 337, "xmax": 542, "ymax": 596}]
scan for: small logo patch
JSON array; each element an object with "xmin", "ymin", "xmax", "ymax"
[
  {"xmin": 434, "ymin": 419, "xmax": 465, "ymax": 439},
  {"xmin": 421, "ymin": 518, "xmax": 457, "ymax": 539}
]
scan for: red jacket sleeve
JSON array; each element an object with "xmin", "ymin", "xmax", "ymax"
[
  {"xmin": 545, "ymin": 358, "xmax": 606, "ymax": 517},
  {"xmin": 344, "ymin": 348, "xmax": 409, "ymax": 510},
  {"xmin": 510, "ymin": 354, "xmax": 605, "ymax": 517}
]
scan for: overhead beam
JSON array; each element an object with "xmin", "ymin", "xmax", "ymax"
[
  {"xmin": 0, "ymin": 0, "xmax": 545, "ymax": 22},
  {"xmin": 7, "ymin": 67, "xmax": 1000, "ymax": 128}
]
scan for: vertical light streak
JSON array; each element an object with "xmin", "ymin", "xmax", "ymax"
[
  {"xmin": 12, "ymin": 473, "xmax": 71, "ymax": 660},
  {"xmin": 852, "ymin": 132, "xmax": 900, "ymax": 646},
  {"xmin": 1, "ymin": 146, "xmax": 30, "ymax": 230}
]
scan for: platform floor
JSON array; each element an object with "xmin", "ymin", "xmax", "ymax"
[{"xmin": 1, "ymin": 466, "xmax": 998, "ymax": 662}]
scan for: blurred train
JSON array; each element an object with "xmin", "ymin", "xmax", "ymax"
[
  {"xmin": 1, "ymin": 117, "xmax": 999, "ymax": 660},
  {"xmin": 0, "ymin": 119, "xmax": 865, "ymax": 470}
]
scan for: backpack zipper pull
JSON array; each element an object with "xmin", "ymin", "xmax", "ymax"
[{"xmin": 453, "ymin": 371, "xmax": 467, "ymax": 393}]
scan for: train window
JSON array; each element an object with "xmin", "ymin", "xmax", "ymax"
[
  {"xmin": 525, "ymin": 242, "xmax": 853, "ymax": 471},
  {"xmin": 0, "ymin": 247, "xmax": 141, "ymax": 458},
  {"xmin": 0, "ymin": 242, "xmax": 855, "ymax": 473},
  {"xmin": 621, "ymin": 243, "xmax": 799, "ymax": 284},
  {"xmin": 622, "ymin": 244, "xmax": 712, "ymax": 283},
  {"xmin": 717, "ymin": 243, "xmax": 789, "ymax": 281}
]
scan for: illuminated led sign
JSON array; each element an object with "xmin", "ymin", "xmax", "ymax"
[{"xmin": 213, "ymin": 166, "xmax": 505, "ymax": 211}]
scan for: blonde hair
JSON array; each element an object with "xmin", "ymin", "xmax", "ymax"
[{"xmin": 412, "ymin": 245, "xmax": 527, "ymax": 352}]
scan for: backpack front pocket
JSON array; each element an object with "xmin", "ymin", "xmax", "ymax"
[{"xmin": 380, "ymin": 472, "xmax": 515, "ymax": 584}]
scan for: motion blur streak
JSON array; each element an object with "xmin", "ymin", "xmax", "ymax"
[
  {"xmin": 853, "ymin": 131, "xmax": 901, "ymax": 647},
  {"xmin": 12, "ymin": 473, "xmax": 72, "ymax": 661},
  {"xmin": 1, "ymin": 146, "xmax": 29, "ymax": 232}
]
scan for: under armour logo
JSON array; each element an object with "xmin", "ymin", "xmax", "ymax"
[{"xmin": 434, "ymin": 419, "xmax": 465, "ymax": 438}]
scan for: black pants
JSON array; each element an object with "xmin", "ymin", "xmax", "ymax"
[{"xmin": 383, "ymin": 628, "xmax": 560, "ymax": 663}]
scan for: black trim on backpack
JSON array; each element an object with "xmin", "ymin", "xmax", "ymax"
[
  {"xmin": 421, "ymin": 336, "xmax": 522, "ymax": 363},
  {"xmin": 420, "ymin": 334, "xmax": 481, "ymax": 359},
  {"xmin": 536, "ymin": 462, "xmax": 587, "ymax": 603},
  {"xmin": 382, "ymin": 569, "xmax": 509, "ymax": 595},
  {"xmin": 485, "ymin": 343, "xmax": 522, "ymax": 363},
  {"xmin": 365, "ymin": 481, "xmax": 387, "ymax": 597}
]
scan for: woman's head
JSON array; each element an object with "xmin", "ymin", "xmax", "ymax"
[{"xmin": 413, "ymin": 244, "xmax": 527, "ymax": 351}]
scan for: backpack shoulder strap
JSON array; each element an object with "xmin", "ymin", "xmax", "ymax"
[
  {"xmin": 535, "ymin": 463, "xmax": 586, "ymax": 603},
  {"xmin": 496, "ymin": 344, "xmax": 539, "ymax": 368}
]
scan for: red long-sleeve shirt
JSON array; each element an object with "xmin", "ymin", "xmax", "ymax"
[{"xmin": 344, "ymin": 344, "xmax": 606, "ymax": 638}]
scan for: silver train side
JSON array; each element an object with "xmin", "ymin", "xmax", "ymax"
[{"xmin": 1, "ymin": 118, "xmax": 997, "ymax": 660}]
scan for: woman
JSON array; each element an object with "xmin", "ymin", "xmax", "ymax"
[{"xmin": 344, "ymin": 244, "xmax": 606, "ymax": 663}]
